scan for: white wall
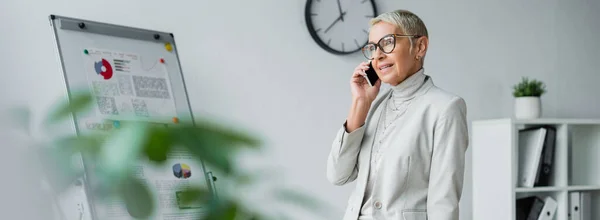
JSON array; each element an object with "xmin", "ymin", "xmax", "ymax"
[{"xmin": 1, "ymin": 0, "xmax": 599, "ymax": 219}]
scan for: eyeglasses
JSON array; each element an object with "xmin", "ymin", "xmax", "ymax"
[{"xmin": 361, "ymin": 34, "xmax": 421, "ymax": 60}]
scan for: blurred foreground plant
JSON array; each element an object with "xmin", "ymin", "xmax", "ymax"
[{"xmin": 20, "ymin": 90, "xmax": 331, "ymax": 220}]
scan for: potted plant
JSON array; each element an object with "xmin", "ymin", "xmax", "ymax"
[
  {"xmin": 4, "ymin": 90, "xmax": 331, "ymax": 220},
  {"xmin": 512, "ymin": 77, "xmax": 546, "ymax": 119}
]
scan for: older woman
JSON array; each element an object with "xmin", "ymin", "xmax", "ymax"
[{"xmin": 327, "ymin": 9, "xmax": 469, "ymax": 220}]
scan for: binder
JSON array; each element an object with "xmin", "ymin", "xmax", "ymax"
[
  {"xmin": 518, "ymin": 127, "xmax": 547, "ymax": 187},
  {"xmin": 570, "ymin": 191, "xmax": 592, "ymax": 220},
  {"xmin": 580, "ymin": 192, "xmax": 592, "ymax": 220},
  {"xmin": 537, "ymin": 196, "xmax": 557, "ymax": 220},
  {"xmin": 534, "ymin": 126, "xmax": 556, "ymax": 187},
  {"xmin": 516, "ymin": 196, "xmax": 545, "ymax": 220},
  {"xmin": 570, "ymin": 192, "xmax": 581, "ymax": 220}
]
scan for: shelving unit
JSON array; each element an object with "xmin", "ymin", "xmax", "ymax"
[{"xmin": 472, "ymin": 118, "xmax": 600, "ymax": 220}]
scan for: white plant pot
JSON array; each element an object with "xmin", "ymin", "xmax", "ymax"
[{"xmin": 514, "ymin": 96, "xmax": 542, "ymax": 119}]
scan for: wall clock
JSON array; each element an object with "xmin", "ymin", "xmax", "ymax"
[{"xmin": 305, "ymin": 0, "xmax": 378, "ymax": 55}]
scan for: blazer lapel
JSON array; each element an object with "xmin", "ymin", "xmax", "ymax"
[{"xmin": 353, "ymin": 89, "xmax": 391, "ymax": 206}]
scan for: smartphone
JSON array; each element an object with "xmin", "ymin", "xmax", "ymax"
[{"xmin": 364, "ymin": 61, "xmax": 379, "ymax": 87}]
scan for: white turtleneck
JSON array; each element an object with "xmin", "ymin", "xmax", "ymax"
[{"xmin": 359, "ymin": 68, "xmax": 427, "ymax": 218}]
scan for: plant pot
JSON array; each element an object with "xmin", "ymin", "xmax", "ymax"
[{"xmin": 514, "ymin": 96, "xmax": 541, "ymax": 119}]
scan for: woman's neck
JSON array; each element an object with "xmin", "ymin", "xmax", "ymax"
[{"xmin": 390, "ymin": 68, "xmax": 426, "ymax": 100}]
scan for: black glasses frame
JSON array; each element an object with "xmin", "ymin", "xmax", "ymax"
[{"xmin": 361, "ymin": 34, "xmax": 422, "ymax": 60}]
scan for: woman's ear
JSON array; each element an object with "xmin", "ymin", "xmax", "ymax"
[{"xmin": 416, "ymin": 36, "xmax": 428, "ymax": 59}]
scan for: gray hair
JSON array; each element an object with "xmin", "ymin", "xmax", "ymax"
[{"xmin": 370, "ymin": 9, "xmax": 428, "ymax": 59}]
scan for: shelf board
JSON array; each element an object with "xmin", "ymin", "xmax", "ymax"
[
  {"xmin": 515, "ymin": 185, "xmax": 600, "ymax": 193},
  {"xmin": 514, "ymin": 118, "xmax": 600, "ymax": 125},
  {"xmin": 566, "ymin": 185, "xmax": 600, "ymax": 191},
  {"xmin": 472, "ymin": 118, "xmax": 600, "ymax": 125},
  {"xmin": 516, "ymin": 186, "xmax": 563, "ymax": 192}
]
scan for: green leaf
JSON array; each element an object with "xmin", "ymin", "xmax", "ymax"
[
  {"xmin": 97, "ymin": 122, "xmax": 149, "ymax": 184},
  {"xmin": 175, "ymin": 186, "xmax": 211, "ymax": 208},
  {"xmin": 171, "ymin": 122, "xmax": 261, "ymax": 174},
  {"xmin": 121, "ymin": 177, "xmax": 154, "ymax": 219},
  {"xmin": 187, "ymin": 119, "xmax": 262, "ymax": 149},
  {"xmin": 178, "ymin": 131, "xmax": 234, "ymax": 174},
  {"xmin": 200, "ymin": 201, "xmax": 238, "ymax": 220},
  {"xmin": 143, "ymin": 124, "xmax": 173, "ymax": 163},
  {"xmin": 53, "ymin": 134, "xmax": 107, "ymax": 155},
  {"xmin": 512, "ymin": 77, "xmax": 546, "ymax": 97},
  {"xmin": 46, "ymin": 91, "xmax": 94, "ymax": 123}
]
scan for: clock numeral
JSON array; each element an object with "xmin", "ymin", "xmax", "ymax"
[
  {"xmin": 327, "ymin": 39, "xmax": 331, "ymax": 46},
  {"xmin": 342, "ymin": 42, "xmax": 345, "ymax": 52},
  {"xmin": 363, "ymin": 29, "xmax": 369, "ymax": 34},
  {"xmin": 315, "ymin": 28, "xmax": 322, "ymax": 33},
  {"xmin": 361, "ymin": 0, "xmax": 368, "ymax": 3},
  {"xmin": 365, "ymin": 15, "xmax": 374, "ymax": 18},
  {"xmin": 311, "ymin": 13, "xmax": 318, "ymax": 16}
]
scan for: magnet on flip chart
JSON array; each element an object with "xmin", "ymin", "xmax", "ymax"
[{"xmin": 165, "ymin": 43, "xmax": 173, "ymax": 52}]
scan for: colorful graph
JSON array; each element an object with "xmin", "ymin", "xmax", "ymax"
[
  {"xmin": 172, "ymin": 163, "xmax": 192, "ymax": 179},
  {"xmin": 94, "ymin": 58, "xmax": 113, "ymax": 80}
]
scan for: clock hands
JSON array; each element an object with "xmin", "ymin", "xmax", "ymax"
[
  {"xmin": 324, "ymin": 11, "xmax": 347, "ymax": 34},
  {"xmin": 324, "ymin": 0, "xmax": 346, "ymax": 34},
  {"xmin": 336, "ymin": 0, "xmax": 344, "ymax": 21}
]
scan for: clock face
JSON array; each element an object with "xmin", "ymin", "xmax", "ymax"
[{"xmin": 305, "ymin": 0, "xmax": 378, "ymax": 55}]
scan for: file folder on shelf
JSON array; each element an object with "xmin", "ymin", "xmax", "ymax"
[
  {"xmin": 534, "ymin": 126, "xmax": 556, "ymax": 187},
  {"xmin": 537, "ymin": 196, "xmax": 557, "ymax": 220},
  {"xmin": 570, "ymin": 191, "xmax": 592, "ymax": 220},
  {"xmin": 516, "ymin": 196, "xmax": 557, "ymax": 220},
  {"xmin": 518, "ymin": 127, "xmax": 547, "ymax": 187},
  {"xmin": 516, "ymin": 196, "xmax": 545, "ymax": 220}
]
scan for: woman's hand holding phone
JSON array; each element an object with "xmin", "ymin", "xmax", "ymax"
[
  {"xmin": 351, "ymin": 61, "xmax": 381, "ymax": 103},
  {"xmin": 346, "ymin": 61, "xmax": 381, "ymax": 132}
]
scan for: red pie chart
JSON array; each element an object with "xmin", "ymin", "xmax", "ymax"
[{"xmin": 94, "ymin": 58, "xmax": 113, "ymax": 80}]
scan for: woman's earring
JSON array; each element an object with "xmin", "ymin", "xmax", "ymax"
[{"xmin": 416, "ymin": 56, "xmax": 420, "ymax": 60}]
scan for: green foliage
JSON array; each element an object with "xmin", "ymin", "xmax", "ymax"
[
  {"xmin": 120, "ymin": 177, "xmax": 155, "ymax": 218},
  {"xmin": 31, "ymin": 90, "xmax": 329, "ymax": 220},
  {"xmin": 46, "ymin": 90, "xmax": 94, "ymax": 123},
  {"xmin": 512, "ymin": 77, "xmax": 546, "ymax": 97}
]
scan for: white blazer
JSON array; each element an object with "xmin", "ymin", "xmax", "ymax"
[{"xmin": 327, "ymin": 74, "xmax": 469, "ymax": 220}]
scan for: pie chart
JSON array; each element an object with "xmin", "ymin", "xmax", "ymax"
[
  {"xmin": 94, "ymin": 58, "xmax": 113, "ymax": 80},
  {"xmin": 172, "ymin": 163, "xmax": 192, "ymax": 179}
]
